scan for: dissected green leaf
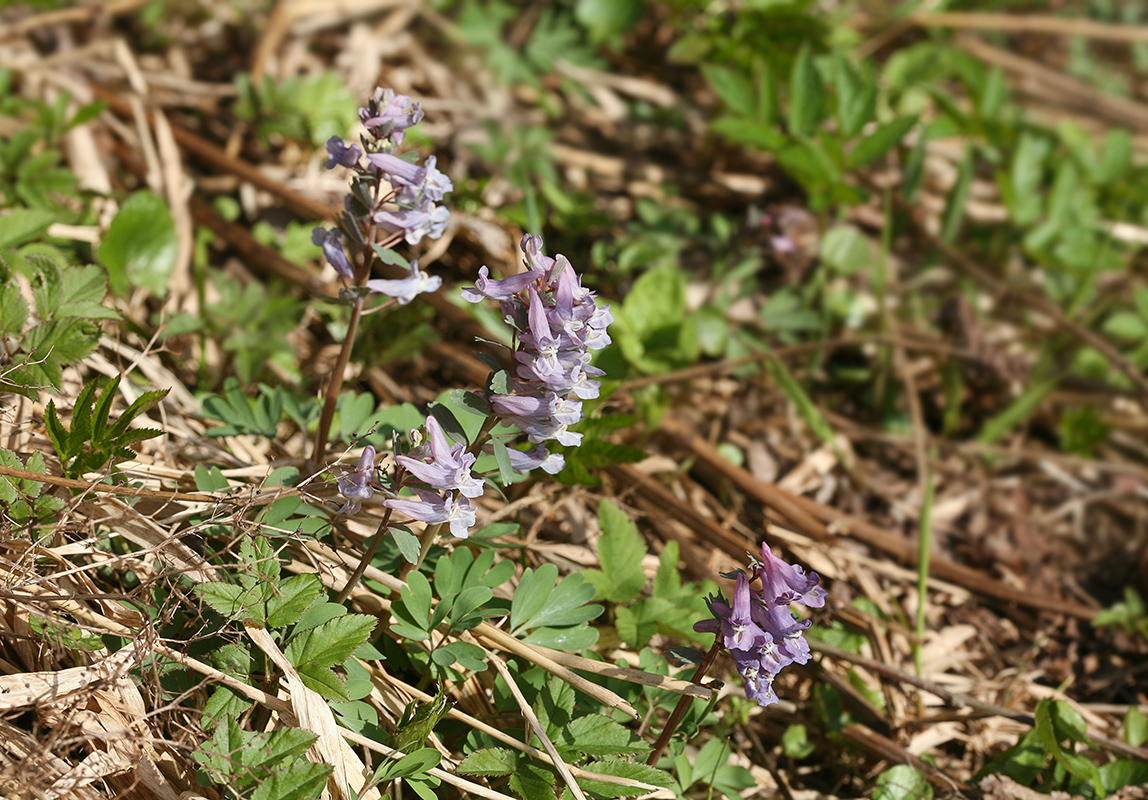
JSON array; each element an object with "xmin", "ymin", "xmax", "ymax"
[{"xmin": 584, "ymin": 500, "xmax": 647, "ymax": 603}]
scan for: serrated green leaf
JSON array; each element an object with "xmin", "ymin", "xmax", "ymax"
[
  {"xmin": 788, "ymin": 45, "xmax": 823, "ymax": 138},
  {"xmin": 510, "ymin": 761, "xmax": 557, "ymax": 800},
  {"xmin": 848, "ymin": 115, "xmax": 916, "ymax": 169},
  {"xmin": 266, "ymin": 574, "xmax": 325, "ymax": 628},
  {"xmin": 56, "ymin": 264, "xmax": 117, "ymax": 320},
  {"xmin": 562, "ymin": 715, "xmax": 648, "ymax": 757},
  {"xmin": 107, "ymin": 388, "xmax": 169, "ymax": 440},
  {"xmin": 250, "ymin": 763, "xmax": 331, "ymax": 800},
  {"xmin": 20, "ymin": 318, "xmax": 100, "ymax": 391},
  {"xmin": 195, "ymin": 581, "xmax": 270, "ymax": 624},
  {"xmin": 90, "ymin": 375, "xmax": 120, "ymax": 445},
  {"xmin": 584, "ymin": 500, "xmax": 647, "ymax": 603},
  {"xmin": 295, "ymin": 662, "xmax": 349, "ymax": 701},
  {"xmin": 285, "ymin": 613, "xmax": 376, "ymax": 669},
  {"xmin": 834, "ymin": 52, "xmax": 875, "ymax": 139},
  {"xmin": 0, "ymin": 208, "xmax": 55, "ymax": 248},
  {"xmin": 702, "ymin": 64, "xmax": 754, "ymax": 116},
  {"xmin": 457, "ymin": 747, "xmax": 518, "ymax": 776},
  {"xmin": 0, "ymin": 283, "xmax": 28, "ymax": 335},
  {"xmin": 44, "ymin": 401, "xmax": 68, "ymax": 466},
  {"xmin": 575, "ymin": 758, "xmax": 673, "ymax": 798}
]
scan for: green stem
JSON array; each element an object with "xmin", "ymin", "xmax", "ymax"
[
  {"xmin": 647, "ymin": 638, "xmax": 722, "ymax": 767},
  {"xmin": 336, "ymin": 506, "xmax": 394, "ymax": 604},
  {"xmin": 914, "ymin": 466, "xmax": 935, "ymax": 681},
  {"xmin": 401, "ymin": 522, "xmax": 444, "ymax": 580},
  {"xmin": 310, "ymin": 295, "xmax": 364, "ymax": 467}
]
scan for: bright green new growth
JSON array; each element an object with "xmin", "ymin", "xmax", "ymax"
[{"xmin": 44, "ymin": 374, "xmax": 168, "ymax": 481}]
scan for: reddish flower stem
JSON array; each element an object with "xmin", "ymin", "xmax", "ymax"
[{"xmin": 647, "ymin": 637, "xmax": 723, "ymax": 766}]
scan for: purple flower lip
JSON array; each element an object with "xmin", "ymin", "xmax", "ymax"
[
  {"xmin": 324, "ymin": 136, "xmax": 363, "ymax": 170},
  {"xmin": 336, "ymin": 446, "xmax": 376, "ymax": 515}
]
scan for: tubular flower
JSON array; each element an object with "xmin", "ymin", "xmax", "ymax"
[
  {"xmin": 462, "ymin": 234, "xmax": 612, "ymax": 471},
  {"xmin": 695, "ymin": 544, "xmax": 825, "ymax": 708},
  {"xmin": 384, "ymin": 416, "xmax": 485, "ymax": 539},
  {"xmin": 365, "ymin": 260, "xmax": 442, "ymax": 305},
  {"xmin": 336, "ymin": 446, "xmax": 377, "ymax": 515}
]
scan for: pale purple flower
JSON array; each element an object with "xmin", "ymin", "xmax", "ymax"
[
  {"xmin": 360, "ymin": 88, "xmax": 424, "ymax": 146},
  {"xmin": 736, "ymin": 655, "xmax": 780, "ymax": 707},
  {"xmin": 695, "ymin": 545, "xmax": 824, "ymax": 708},
  {"xmin": 489, "ymin": 393, "xmax": 555, "ymax": 419},
  {"xmin": 396, "ymin": 416, "xmax": 484, "ymax": 499},
  {"xmin": 365, "ymin": 260, "xmax": 442, "ymax": 305},
  {"xmin": 490, "ymin": 443, "xmax": 565, "ymax": 475},
  {"xmin": 462, "ymin": 234, "xmax": 612, "ymax": 459},
  {"xmin": 336, "ymin": 446, "xmax": 376, "ymax": 515},
  {"xmin": 384, "ymin": 488, "xmax": 476, "ymax": 539},
  {"xmin": 312, "ymin": 227, "xmax": 354, "ymax": 279},
  {"xmin": 520, "ymin": 234, "xmax": 555, "ymax": 274},
  {"xmin": 373, "ymin": 203, "xmax": 450, "ymax": 245},
  {"xmin": 324, "ymin": 136, "xmax": 363, "ymax": 169},
  {"xmin": 365, "ymin": 152, "xmax": 426, "ymax": 190},
  {"xmin": 723, "ymin": 573, "xmax": 768, "ymax": 651},
  {"xmin": 758, "ymin": 543, "xmax": 827, "ymax": 608},
  {"xmin": 460, "ymin": 266, "xmax": 543, "ymax": 303},
  {"xmin": 418, "ymin": 156, "xmax": 453, "ymax": 204}
]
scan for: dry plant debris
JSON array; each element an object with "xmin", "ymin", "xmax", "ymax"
[{"xmin": 0, "ymin": 1, "xmax": 1147, "ymax": 800}]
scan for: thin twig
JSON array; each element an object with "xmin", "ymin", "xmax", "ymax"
[{"xmin": 489, "ymin": 654, "xmax": 589, "ymax": 800}]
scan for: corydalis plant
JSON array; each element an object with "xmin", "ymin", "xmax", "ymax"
[
  {"xmin": 334, "ymin": 235, "xmax": 612, "ymax": 540},
  {"xmin": 695, "ymin": 543, "xmax": 826, "ymax": 706},
  {"xmin": 310, "ymin": 87, "xmax": 452, "ymax": 464}
]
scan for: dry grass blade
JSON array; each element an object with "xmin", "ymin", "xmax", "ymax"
[
  {"xmin": 246, "ymin": 626, "xmax": 382, "ymax": 800},
  {"xmin": 489, "ymin": 654, "xmax": 588, "ymax": 800}
]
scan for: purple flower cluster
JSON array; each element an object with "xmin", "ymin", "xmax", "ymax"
[
  {"xmin": 312, "ymin": 87, "xmax": 451, "ymax": 302},
  {"xmin": 335, "ymin": 416, "xmax": 484, "ymax": 538},
  {"xmin": 384, "ymin": 415, "xmax": 483, "ymax": 538},
  {"xmin": 462, "ymin": 235, "xmax": 613, "ymax": 467},
  {"xmin": 695, "ymin": 543, "xmax": 826, "ymax": 707}
]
